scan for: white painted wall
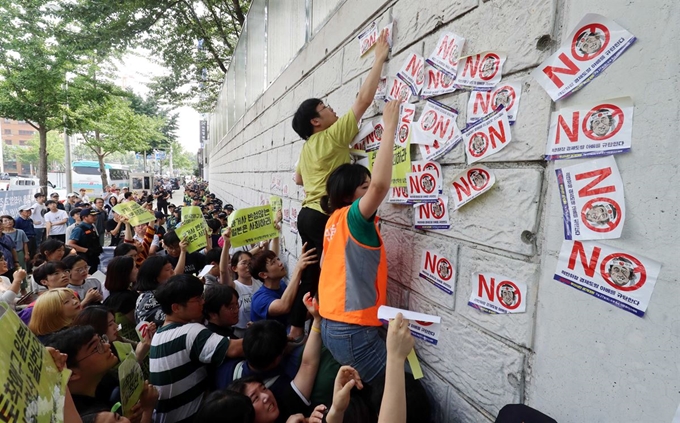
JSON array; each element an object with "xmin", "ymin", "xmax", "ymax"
[{"xmin": 207, "ymin": 0, "xmax": 680, "ymax": 421}]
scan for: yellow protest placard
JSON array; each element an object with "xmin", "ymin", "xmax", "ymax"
[
  {"xmin": 182, "ymin": 206, "xmax": 203, "ymax": 223},
  {"xmin": 367, "ymin": 142, "xmax": 411, "ymax": 188},
  {"xmin": 228, "ymin": 205, "xmax": 279, "ymax": 248},
  {"xmin": 175, "ymin": 218, "xmax": 208, "ymax": 253},
  {"xmin": 113, "ymin": 202, "xmax": 156, "ymax": 226},
  {"xmin": 0, "ymin": 302, "xmax": 70, "ymax": 422},
  {"xmin": 270, "ymin": 196, "xmax": 282, "ymax": 214},
  {"xmin": 118, "ymin": 354, "xmax": 144, "ymax": 417}
]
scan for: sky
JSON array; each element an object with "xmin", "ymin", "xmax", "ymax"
[{"xmin": 116, "ymin": 51, "xmax": 203, "ymax": 154}]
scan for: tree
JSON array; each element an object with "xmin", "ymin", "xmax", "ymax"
[
  {"xmin": 74, "ymin": 96, "xmax": 165, "ymax": 186},
  {"xmin": 11, "ymin": 132, "xmax": 67, "ymax": 172},
  {"xmin": 0, "ymin": 1, "xmax": 76, "ymax": 193},
  {"xmin": 61, "ymin": 0, "xmax": 252, "ymax": 112}
]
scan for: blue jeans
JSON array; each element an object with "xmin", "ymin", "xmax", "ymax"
[{"xmin": 321, "ymin": 318, "xmax": 386, "ymax": 383}]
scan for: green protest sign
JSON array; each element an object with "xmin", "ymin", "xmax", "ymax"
[
  {"xmin": 175, "ymin": 218, "xmax": 208, "ymax": 253},
  {"xmin": 270, "ymin": 196, "xmax": 282, "ymax": 214},
  {"xmin": 228, "ymin": 205, "xmax": 279, "ymax": 248},
  {"xmin": 118, "ymin": 354, "xmax": 144, "ymax": 417},
  {"xmin": 0, "ymin": 302, "xmax": 70, "ymax": 422},
  {"xmin": 182, "ymin": 206, "xmax": 203, "ymax": 223},
  {"xmin": 113, "ymin": 202, "xmax": 156, "ymax": 226}
]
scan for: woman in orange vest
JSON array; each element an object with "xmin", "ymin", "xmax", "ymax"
[{"xmin": 317, "ymin": 100, "xmax": 400, "ymax": 384}]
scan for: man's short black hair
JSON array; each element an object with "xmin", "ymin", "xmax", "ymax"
[
  {"xmin": 203, "ymin": 284, "xmax": 239, "ymax": 319},
  {"xmin": 45, "ymin": 200, "xmax": 56, "ymax": 206},
  {"xmin": 163, "ymin": 230, "xmax": 180, "ymax": 247},
  {"xmin": 292, "ymin": 98, "xmax": 323, "ymax": 140},
  {"xmin": 43, "ymin": 325, "xmax": 96, "ymax": 369},
  {"xmin": 243, "ymin": 320, "xmax": 288, "ymax": 370},
  {"xmin": 205, "ymin": 248, "xmax": 221, "ymax": 265},
  {"xmin": 69, "ymin": 207, "xmax": 82, "ymax": 217},
  {"xmin": 248, "ymin": 250, "xmax": 277, "ymax": 282},
  {"xmin": 155, "ymin": 274, "xmax": 204, "ymax": 315},
  {"xmin": 228, "ymin": 375, "xmax": 265, "ymax": 396}
]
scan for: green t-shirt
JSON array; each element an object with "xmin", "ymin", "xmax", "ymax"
[
  {"xmin": 347, "ymin": 199, "xmax": 380, "ymax": 247},
  {"xmin": 297, "ymin": 110, "xmax": 359, "ymax": 213}
]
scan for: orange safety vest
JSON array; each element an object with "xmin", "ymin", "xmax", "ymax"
[{"xmin": 318, "ymin": 206, "xmax": 387, "ymax": 326}]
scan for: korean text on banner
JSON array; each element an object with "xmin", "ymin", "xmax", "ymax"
[
  {"xmin": 174, "ymin": 218, "xmax": 208, "ymax": 253},
  {"xmin": 468, "ymin": 273, "xmax": 527, "ymax": 314},
  {"xmin": 0, "ymin": 302, "xmax": 71, "ymax": 423},
  {"xmin": 119, "ymin": 355, "xmax": 145, "ymax": 417},
  {"xmin": 182, "ymin": 206, "xmax": 203, "ymax": 223},
  {"xmin": 113, "ymin": 202, "xmax": 156, "ymax": 226},
  {"xmin": 556, "ymin": 156, "xmax": 625, "ymax": 241},
  {"xmin": 450, "ymin": 166, "xmax": 496, "ymax": 211},
  {"xmin": 269, "ymin": 196, "xmax": 282, "ymax": 215},
  {"xmin": 532, "ymin": 14, "xmax": 636, "ymax": 101},
  {"xmin": 545, "ymin": 97, "xmax": 634, "ymax": 160},
  {"xmin": 554, "ymin": 240, "xmax": 661, "ymax": 317},
  {"xmin": 228, "ymin": 205, "xmax": 279, "ymax": 248},
  {"xmin": 378, "ymin": 305, "xmax": 442, "ymax": 345}
]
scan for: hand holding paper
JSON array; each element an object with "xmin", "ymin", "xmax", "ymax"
[{"xmin": 387, "ymin": 313, "xmax": 415, "ymax": 361}]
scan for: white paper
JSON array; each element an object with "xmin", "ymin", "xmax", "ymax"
[
  {"xmin": 385, "ymin": 77, "xmax": 412, "ymax": 103},
  {"xmin": 463, "ymin": 107, "xmax": 513, "ymax": 164},
  {"xmin": 407, "ymin": 171, "xmax": 439, "ymax": 204},
  {"xmin": 414, "ymin": 195, "xmax": 450, "ymax": 230},
  {"xmin": 383, "ymin": 21, "xmax": 394, "ymax": 48},
  {"xmin": 388, "ymin": 186, "xmax": 410, "ymax": 204},
  {"xmin": 358, "ymin": 21, "xmax": 378, "ymax": 56},
  {"xmin": 91, "ymin": 270, "xmax": 106, "ymax": 283},
  {"xmin": 378, "ymin": 305, "xmax": 442, "ymax": 345},
  {"xmin": 554, "ymin": 240, "xmax": 662, "ymax": 317},
  {"xmin": 197, "ymin": 264, "xmax": 214, "ymax": 279},
  {"xmin": 395, "ymin": 104, "xmax": 416, "ymax": 148},
  {"xmin": 556, "ymin": 156, "xmax": 625, "ymax": 241},
  {"xmin": 449, "ymin": 165, "xmax": 496, "ymax": 211},
  {"xmin": 425, "ymin": 31, "xmax": 465, "ymax": 78},
  {"xmin": 374, "ymin": 77, "xmax": 388, "ymax": 102},
  {"xmin": 418, "ymin": 250, "xmax": 455, "ymax": 295},
  {"xmin": 532, "ymin": 14, "xmax": 636, "ymax": 101},
  {"xmin": 545, "ymin": 97, "xmax": 634, "ymax": 160},
  {"xmin": 363, "ymin": 121, "xmax": 384, "ymax": 152},
  {"xmin": 350, "ymin": 120, "xmax": 377, "ymax": 150},
  {"xmin": 411, "ymin": 160, "xmax": 443, "ymax": 193},
  {"xmin": 467, "ymin": 81, "xmax": 523, "ymax": 124},
  {"xmin": 421, "ymin": 65, "xmax": 457, "ymax": 99},
  {"xmin": 378, "ymin": 305, "xmax": 441, "ymax": 323},
  {"xmin": 455, "ymin": 51, "xmax": 507, "ymax": 90},
  {"xmin": 396, "ymin": 52, "xmax": 425, "ymax": 95},
  {"xmin": 468, "ymin": 273, "xmax": 527, "ymax": 314}
]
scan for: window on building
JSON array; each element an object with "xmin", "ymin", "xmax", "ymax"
[
  {"xmin": 3, "ymin": 119, "xmax": 10, "ymax": 123},
  {"xmin": 18, "ymin": 130, "xmax": 34, "ymax": 136},
  {"xmin": 4, "ymin": 140, "xmax": 10, "ymax": 145},
  {"xmin": 19, "ymin": 140, "xmax": 27, "ymax": 146},
  {"xmin": 3, "ymin": 129, "xmax": 10, "ymax": 135}
]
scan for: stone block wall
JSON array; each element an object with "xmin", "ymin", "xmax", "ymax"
[{"xmin": 206, "ymin": 0, "xmax": 680, "ymax": 421}]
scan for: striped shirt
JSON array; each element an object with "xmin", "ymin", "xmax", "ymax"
[{"xmin": 149, "ymin": 322, "xmax": 230, "ymax": 423}]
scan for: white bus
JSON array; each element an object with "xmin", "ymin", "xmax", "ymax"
[{"xmin": 72, "ymin": 161, "xmax": 130, "ymax": 196}]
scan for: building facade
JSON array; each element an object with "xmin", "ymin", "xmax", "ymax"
[
  {"xmin": 0, "ymin": 118, "xmax": 38, "ymax": 174},
  {"xmin": 205, "ymin": 1, "xmax": 680, "ymax": 421}
]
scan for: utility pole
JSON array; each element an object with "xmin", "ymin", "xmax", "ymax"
[{"xmin": 64, "ymin": 131, "xmax": 72, "ymax": 192}]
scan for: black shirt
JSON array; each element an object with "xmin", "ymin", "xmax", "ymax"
[
  {"xmin": 206, "ymin": 322, "xmax": 239, "ymax": 339},
  {"xmin": 105, "ymin": 219, "xmax": 123, "ymax": 246},
  {"xmin": 167, "ymin": 252, "xmax": 206, "ymax": 275}
]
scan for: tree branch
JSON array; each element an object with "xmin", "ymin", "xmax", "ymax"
[{"xmin": 180, "ymin": 1, "xmax": 228, "ymax": 73}]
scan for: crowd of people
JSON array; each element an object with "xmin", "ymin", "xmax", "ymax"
[{"xmin": 2, "ymin": 32, "xmax": 430, "ymax": 423}]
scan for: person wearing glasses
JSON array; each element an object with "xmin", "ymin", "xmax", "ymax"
[
  {"xmin": 203, "ymin": 284, "xmax": 241, "ymax": 339},
  {"xmin": 44, "ymin": 325, "xmax": 157, "ymax": 421},
  {"xmin": 290, "ymin": 30, "xmax": 391, "ymax": 343},
  {"xmin": 63, "ymin": 254, "xmax": 104, "ymax": 305},
  {"xmin": 150, "ymin": 274, "xmax": 244, "ymax": 423}
]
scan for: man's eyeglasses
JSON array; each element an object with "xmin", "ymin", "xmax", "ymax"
[
  {"xmin": 75, "ymin": 335, "xmax": 110, "ymax": 363},
  {"xmin": 318, "ymin": 103, "xmax": 330, "ymax": 112}
]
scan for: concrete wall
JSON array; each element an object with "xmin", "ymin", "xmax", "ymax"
[{"xmin": 207, "ymin": 0, "xmax": 680, "ymax": 421}]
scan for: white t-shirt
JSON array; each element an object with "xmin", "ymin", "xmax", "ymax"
[
  {"xmin": 233, "ymin": 279, "xmax": 263, "ymax": 337},
  {"xmin": 31, "ymin": 202, "xmax": 46, "ymax": 228},
  {"xmin": 45, "ymin": 210, "xmax": 69, "ymax": 235}
]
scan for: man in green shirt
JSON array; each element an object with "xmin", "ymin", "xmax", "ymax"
[{"xmin": 290, "ymin": 30, "xmax": 390, "ymax": 341}]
